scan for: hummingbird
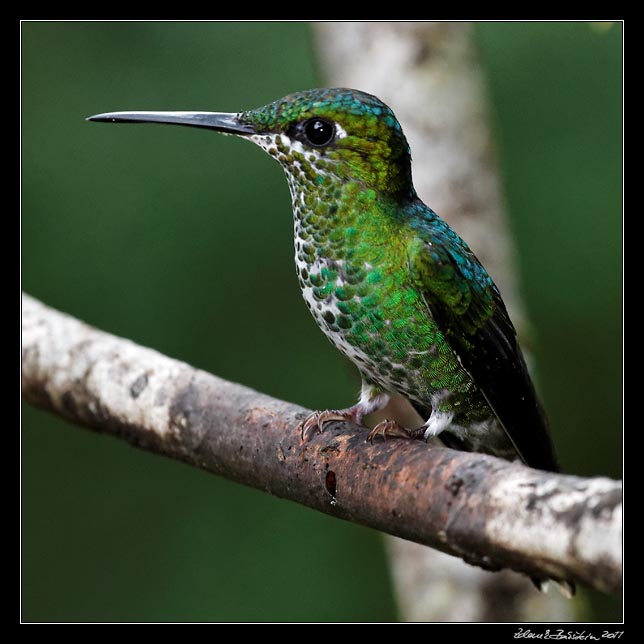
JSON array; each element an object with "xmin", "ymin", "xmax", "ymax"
[
  {"xmin": 88, "ymin": 89, "xmax": 562, "ymax": 480},
  {"xmin": 89, "ymin": 88, "xmax": 574, "ymax": 595}
]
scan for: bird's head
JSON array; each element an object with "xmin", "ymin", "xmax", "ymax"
[
  {"xmin": 89, "ymin": 88, "xmax": 415, "ymax": 200},
  {"xmin": 240, "ymin": 88, "xmax": 414, "ymax": 199}
]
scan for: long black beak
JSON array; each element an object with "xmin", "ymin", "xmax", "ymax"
[{"xmin": 86, "ymin": 111, "xmax": 256, "ymax": 136}]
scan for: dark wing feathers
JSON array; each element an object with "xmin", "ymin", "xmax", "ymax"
[{"xmin": 410, "ymin": 236, "xmax": 560, "ymax": 472}]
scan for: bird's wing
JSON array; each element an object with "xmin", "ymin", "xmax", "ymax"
[{"xmin": 409, "ymin": 233, "xmax": 560, "ymax": 472}]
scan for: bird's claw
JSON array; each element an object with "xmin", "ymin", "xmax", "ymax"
[
  {"xmin": 297, "ymin": 410, "xmax": 353, "ymax": 440},
  {"xmin": 367, "ymin": 419, "xmax": 416, "ymax": 443}
]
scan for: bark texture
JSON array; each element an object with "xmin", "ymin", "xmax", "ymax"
[{"xmin": 22, "ymin": 293, "xmax": 622, "ymax": 601}]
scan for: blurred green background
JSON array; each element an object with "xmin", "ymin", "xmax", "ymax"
[{"xmin": 21, "ymin": 22, "xmax": 622, "ymax": 622}]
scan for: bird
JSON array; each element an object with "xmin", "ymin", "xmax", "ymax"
[{"xmin": 88, "ymin": 88, "xmax": 573, "ymax": 594}]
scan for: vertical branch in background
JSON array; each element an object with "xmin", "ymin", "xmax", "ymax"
[{"xmin": 314, "ymin": 21, "xmax": 573, "ymax": 622}]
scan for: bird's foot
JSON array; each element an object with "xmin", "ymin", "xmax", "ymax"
[
  {"xmin": 367, "ymin": 420, "xmax": 426, "ymax": 443},
  {"xmin": 298, "ymin": 407, "xmax": 366, "ymax": 440}
]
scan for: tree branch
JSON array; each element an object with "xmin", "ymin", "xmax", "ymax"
[{"xmin": 21, "ymin": 293, "xmax": 621, "ymax": 596}]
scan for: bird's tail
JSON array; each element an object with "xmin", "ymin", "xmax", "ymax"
[{"xmin": 410, "ymin": 401, "xmax": 576, "ymax": 598}]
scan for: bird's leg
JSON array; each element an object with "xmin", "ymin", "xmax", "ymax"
[
  {"xmin": 298, "ymin": 380, "xmax": 390, "ymax": 440},
  {"xmin": 367, "ymin": 406, "xmax": 455, "ymax": 443}
]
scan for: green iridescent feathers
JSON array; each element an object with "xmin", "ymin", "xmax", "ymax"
[
  {"xmin": 406, "ymin": 208, "xmax": 557, "ymax": 470},
  {"xmin": 241, "ymin": 88, "xmax": 414, "ymax": 196}
]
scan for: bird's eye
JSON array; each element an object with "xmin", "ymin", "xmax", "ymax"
[{"xmin": 302, "ymin": 118, "xmax": 335, "ymax": 147}]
